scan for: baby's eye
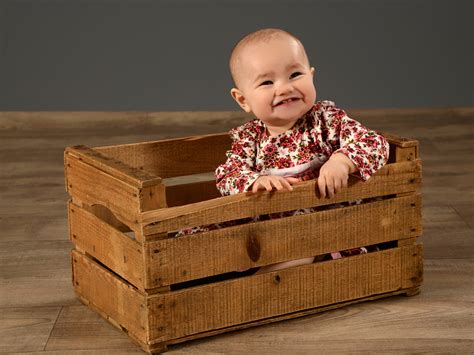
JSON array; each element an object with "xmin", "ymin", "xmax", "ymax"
[
  {"xmin": 259, "ymin": 80, "xmax": 273, "ymax": 86},
  {"xmin": 290, "ymin": 72, "xmax": 302, "ymax": 79}
]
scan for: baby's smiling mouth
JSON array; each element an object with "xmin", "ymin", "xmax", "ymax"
[{"xmin": 274, "ymin": 97, "xmax": 301, "ymax": 107}]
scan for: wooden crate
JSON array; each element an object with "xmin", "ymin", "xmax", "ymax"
[{"xmin": 65, "ymin": 132, "xmax": 423, "ymax": 354}]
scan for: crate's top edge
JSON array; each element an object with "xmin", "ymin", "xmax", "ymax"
[
  {"xmin": 65, "ymin": 145, "xmax": 162, "ymax": 187},
  {"xmin": 382, "ymin": 132, "xmax": 419, "ymax": 148},
  {"xmin": 93, "ymin": 132, "xmax": 230, "ymax": 151}
]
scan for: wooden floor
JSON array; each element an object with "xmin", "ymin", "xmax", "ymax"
[{"xmin": 0, "ymin": 108, "xmax": 473, "ymax": 354}]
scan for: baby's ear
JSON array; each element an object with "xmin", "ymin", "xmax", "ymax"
[
  {"xmin": 310, "ymin": 67, "xmax": 315, "ymax": 76},
  {"xmin": 230, "ymin": 88, "xmax": 251, "ymax": 113}
]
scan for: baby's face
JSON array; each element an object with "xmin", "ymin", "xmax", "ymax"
[{"xmin": 232, "ymin": 36, "xmax": 316, "ymax": 132}]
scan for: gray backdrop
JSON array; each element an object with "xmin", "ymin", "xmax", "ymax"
[{"xmin": 1, "ymin": 0, "xmax": 472, "ymax": 110}]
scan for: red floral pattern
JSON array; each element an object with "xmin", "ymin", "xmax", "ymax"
[{"xmin": 215, "ymin": 100, "xmax": 389, "ymax": 195}]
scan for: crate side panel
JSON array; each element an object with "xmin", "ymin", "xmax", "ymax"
[
  {"xmin": 71, "ymin": 251, "xmax": 148, "ymax": 343},
  {"xmin": 163, "ymin": 289, "xmax": 412, "ymax": 347},
  {"xmin": 69, "ymin": 202, "xmax": 146, "ymax": 289},
  {"xmin": 148, "ymin": 246, "xmax": 420, "ymax": 342},
  {"xmin": 66, "ymin": 154, "xmax": 141, "ymax": 229},
  {"xmin": 96, "ymin": 133, "xmax": 231, "ymax": 178},
  {"xmin": 142, "ymin": 160, "xmax": 422, "ymax": 235},
  {"xmin": 165, "ymin": 180, "xmax": 221, "ymax": 207},
  {"xmin": 402, "ymin": 243, "xmax": 424, "ymax": 288},
  {"xmin": 147, "ymin": 194, "xmax": 422, "ymax": 287}
]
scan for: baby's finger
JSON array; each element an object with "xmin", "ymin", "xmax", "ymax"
[
  {"xmin": 342, "ymin": 176, "xmax": 348, "ymax": 189},
  {"xmin": 252, "ymin": 181, "xmax": 261, "ymax": 193},
  {"xmin": 272, "ymin": 178, "xmax": 284, "ymax": 191},
  {"xmin": 326, "ymin": 177, "xmax": 335, "ymax": 199},
  {"xmin": 334, "ymin": 178, "xmax": 342, "ymax": 194},
  {"xmin": 317, "ymin": 176, "xmax": 326, "ymax": 198},
  {"xmin": 284, "ymin": 177, "xmax": 301, "ymax": 184},
  {"xmin": 279, "ymin": 177, "xmax": 294, "ymax": 191},
  {"xmin": 263, "ymin": 180, "xmax": 273, "ymax": 191}
]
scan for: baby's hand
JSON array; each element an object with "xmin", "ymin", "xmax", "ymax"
[
  {"xmin": 318, "ymin": 153, "xmax": 357, "ymax": 198},
  {"xmin": 251, "ymin": 175, "xmax": 299, "ymax": 193}
]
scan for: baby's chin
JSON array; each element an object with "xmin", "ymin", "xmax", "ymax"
[
  {"xmin": 258, "ymin": 114, "xmax": 302, "ymax": 128},
  {"xmin": 271, "ymin": 106, "xmax": 311, "ymax": 122}
]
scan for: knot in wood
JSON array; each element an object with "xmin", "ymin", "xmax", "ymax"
[{"xmin": 246, "ymin": 234, "xmax": 261, "ymax": 262}]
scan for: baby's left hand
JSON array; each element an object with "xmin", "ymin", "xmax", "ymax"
[{"xmin": 318, "ymin": 153, "xmax": 357, "ymax": 198}]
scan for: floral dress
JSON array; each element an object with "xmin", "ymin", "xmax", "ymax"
[
  {"xmin": 215, "ymin": 100, "xmax": 389, "ymax": 195},
  {"xmin": 175, "ymin": 101, "xmax": 389, "ymax": 261}
]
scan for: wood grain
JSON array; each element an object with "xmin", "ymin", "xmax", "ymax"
[
  {"xmin": 0, "ymin": 307, "xmax": 61, "ymax": 353},
  {"xmin": 141, "ymin": 160, "xmax": 421, "ymax": 235},
  {"xmin": 45, "ymin": 306, "xmax": 141, "ymax": 352},
  {"xmin": 146, "ymin": 195, "xmax": 422, "ymax": 287},
  {"xmin": 95, "ymin": 133, "xmax": 232, "ymax": 179},
  {"xmin": 68, "ymin": 202, "xmax": 146, "ymax": 289},
  {"xmin": 147, "ymin": 245, "xmax": 421, "ymax": 342},
  {"xmin": 71, "ymin": 251, "xmax": 148, "ymax": 343}
]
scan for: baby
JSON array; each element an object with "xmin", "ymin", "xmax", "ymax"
[{"xmin": 213, "ymin": 28, "xmax": 389, "ymax": 273}]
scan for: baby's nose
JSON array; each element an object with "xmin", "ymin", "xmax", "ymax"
[{"xmin": 275, "ymin": 81, "xmax": 294, "ymax": 95}]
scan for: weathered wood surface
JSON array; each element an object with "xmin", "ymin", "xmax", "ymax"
[
  {"xmin": 65, "ymin": 152, "xmax": 166, "ymax": 239},
  {"xmin": 1, "ymin": 108, "xmax": 473, "ymax": 353},
  {"xmin": 71, "ymin": 244, "xmax": 422, "ymax": 345},
  {"xmin": 148, "ymin": 245, "xmax": 422, "ymax": 342},
  {"xmin": 141, "ymin": 160, "xmax": 421, "ymax": 235},
  {"xmin": 68, "ymin": 202, "xmax": 146, "ymax": 289},
  {"xmin": 165, "ymin": 179, "xmax": 220, "ymax": 207},
  {"xmin": 95, "ymin": 133, "xmax": 232, "ymax": 179},
  {"xmin": 68, "ymin": 193, "xmax": 421, "ymax": 288},
  {"xmin": 145, "ymin": 194, "xmax": 421, "ymax": 287},
  {"xmin": 71, "ymin": 251, "xmax": 148, "ymax": 343},
  {"xmin": 65, "ymin": 145, "xmax": 162, "ymax": 188}
]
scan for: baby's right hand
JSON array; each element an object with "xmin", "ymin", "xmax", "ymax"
[{"xmin": 251, "ymin": 175, "xmax": 300, "ymax": 193}]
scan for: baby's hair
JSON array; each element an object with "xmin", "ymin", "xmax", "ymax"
[{"xmin": 229, "ymin": 28, "xmax": 308, "ymax": 87}]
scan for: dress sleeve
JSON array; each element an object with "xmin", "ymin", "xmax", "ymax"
[
  {"xmin": 320, "ymin": 101, "xmax": 390, "ymax": 181},
  {"xmin": 214, "ymin": 121, "xmax": 261, "ymax": 195}
]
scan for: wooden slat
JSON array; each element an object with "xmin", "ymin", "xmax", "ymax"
[
  {"xmin": 69, "ymin": 202, "xmax": 146, "ymax": 289},
  {"xmin": 65, "ymin": 153, "xmax": 142, "ymax": 231},
  {"xmin": 159, "ymin": 288, "xmax": 418, "ymax": 348},
  {"xmin": 65, "ymin": 145, "xmax": 161, "ymax": 187},
  {"xmin": 71, "ymin": 250, "xmax": 148, "ymax": 343},
  {"xmin": 95, "ymin": 133, "xmax": 232, "ymax": 178},
  {"xmin": 141, "ymin": 160, "xmax": 422, "ymax": 235},
  {"xmin": 147, "ymin": 245, "xmax": 421, "ymax": 342},
  {"xmin": 145, "ymin": 194, "xmax": 422, "ymax": 287},
  {"xmin": 165, "ymin": 180, "xmax": 220, "ymax": 207}
]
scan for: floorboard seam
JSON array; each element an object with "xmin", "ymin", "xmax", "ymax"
[
  {"xmin": 451, "ymin": 205, "xmax": 474, "ymax": 230},
  {"xmin": 43, "ymin": 306, "xmax": 63, "ymax": 351}
]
